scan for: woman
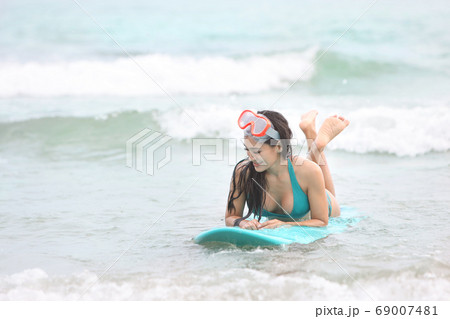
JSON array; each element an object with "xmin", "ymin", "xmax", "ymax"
[{"xmin": 225, "ymin": 109, "xmax": 350, "ymax": 229}]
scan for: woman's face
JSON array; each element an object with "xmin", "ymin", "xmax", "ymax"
[{"xmin": 244, "ymin": 136, "xmax": 280, "ymax": 172}]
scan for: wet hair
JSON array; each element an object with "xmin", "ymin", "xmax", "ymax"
[{"xmin": 227, "ymin": 110, "xmax": 293, "ymax": 225}]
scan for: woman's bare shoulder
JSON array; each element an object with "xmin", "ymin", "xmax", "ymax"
[{"xmin": 290, "ymin": 155, "xmax": 321, "ymax": 177}]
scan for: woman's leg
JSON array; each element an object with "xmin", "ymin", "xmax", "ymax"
[
  {"xmin": 309, "ymin": 144, "xmax": 336, "ymax": 196},
  {"xmin": 300, "ymin": 111, "xmax": 349, "ymax": 217},
  {"xmin": 309, "ymin": 143, "xmax": 341, "ymax": 217},
  {"xmin": 299, "ymin": 111, "xmax": 350, "ymax": 197}
]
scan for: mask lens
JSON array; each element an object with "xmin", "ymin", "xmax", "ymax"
[
  {"xmin": 252, "ymin": 117, "xmax": 268, "ymax": 135},
  {"xmin": 238, "ymin": 111, "xmax": 253, "ymax": 128}
]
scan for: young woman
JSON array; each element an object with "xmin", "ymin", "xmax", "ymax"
[{"xmin": 225, "ymin": 109, "xmax": 350, "ymax": 229}]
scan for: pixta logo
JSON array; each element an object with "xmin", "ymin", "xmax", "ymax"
[{"xmin": 126, "ymin": 129, "xmax": 172, "ymax": 175}]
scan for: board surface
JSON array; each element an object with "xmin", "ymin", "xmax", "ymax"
[{"xmin": 194, "ymin": 207, "xmax": 362, "ymax": 247}]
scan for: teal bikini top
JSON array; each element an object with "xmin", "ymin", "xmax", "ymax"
[{"xmin": 260, "ymin": 158, "xmax": 310, "ymax": 221}]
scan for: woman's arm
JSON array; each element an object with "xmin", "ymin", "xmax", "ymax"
[
  {"xmin": 295, "ymin": 162, "xmax": 329, "ymax": 226},
  {"xmin": 224, "ymin": 189, "xmax": 246, "ymax": 227},
  {"xmin": 225, "ymin": 192, "xmax": 262, "ymax": 229},
  {"xmin": 225, "ymin": 162, "xmax": 246, "ymax": 226},
  {"xmin": 224, "ymin": 161, "xmax": 262, "ymax": 229}
]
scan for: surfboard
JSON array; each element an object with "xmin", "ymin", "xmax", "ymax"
[{"xmin": 194, "ymin": 206, "xmax": 362, "ymax": 247}]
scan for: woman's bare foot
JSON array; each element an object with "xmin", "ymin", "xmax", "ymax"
[
  {"xmin": 299, "ymin": 110, "xmax": 319, "ymax": 142},
  {"xmin": 315, "ymin": 115, "xmax": 350, "ymax": 151}
]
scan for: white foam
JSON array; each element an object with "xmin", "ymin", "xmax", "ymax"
[
  {"xmin": 158, "ymin": 104, "xmax": 450, "ymax": 157},
  {"xmin": 0, "ymin": 98, "xmax": 448, "ymax": 157},
  {"xmin": 1, "ymin": 268, "xmax": 449, "ymax": 300},
  {"xmin": 0, "ymin": 50, "xmax": 317, "ymax": 97},
  {"xmin": 328, "ymin": 105, "xmax": 450, "ymax": 156}
]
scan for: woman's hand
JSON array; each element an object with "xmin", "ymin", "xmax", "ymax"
[
  {"xmin": 259, "ymin": 219, "xmax": 286, "ymax": 229},
  {"xmin": 239, "ymin": 219, "xmax": 262, "ymax": 230}
]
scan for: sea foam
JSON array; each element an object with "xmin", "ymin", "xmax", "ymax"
[
  {"xmin": 1, "ymin": 268, "xmax": 448, "ymax": 300},
  {"xmin": 0, "ymin": 50, "xmax": 317, "ymax": 97},
  {"xmin": 0, "ymin": 104, "xmax": 448, "ymax": 157}
]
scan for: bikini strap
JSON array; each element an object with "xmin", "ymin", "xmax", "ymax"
[
  {"xmin": 287, "ymin": 157, "xmax": 302, "ymax": 192},
  {"xmin": 287, "ymin": 157, "xmax": 296, "ymax": 180}
]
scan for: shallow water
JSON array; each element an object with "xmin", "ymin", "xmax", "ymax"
[
  {"xmin": 1, "ymin": 144, "xmax": 449, "ymax": 300},
  {"xmin": 0, "ymin": 0, "xmax": 449, "ymax": 300}
]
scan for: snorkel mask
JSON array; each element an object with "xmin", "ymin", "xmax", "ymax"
[{"xmin": 238, "ymin": 110, "xmax": 280, "ymax": 141}]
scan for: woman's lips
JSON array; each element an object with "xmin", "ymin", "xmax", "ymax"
[{"xmin": 253, "ymin": 162, "xmax": 261, "ymax": 167}]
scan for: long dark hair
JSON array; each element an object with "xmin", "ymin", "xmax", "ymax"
[{"xmin": 227, "ymin": 110, "xmax": 293, "ymax": 224}]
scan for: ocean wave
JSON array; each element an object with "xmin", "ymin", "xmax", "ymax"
[
  {"xmin": 328, "ymin": 105, "xmax": 450, "ymax": 156},
  {"xmin": 1, "ymin": 268, "xmax": 448, "ymax": 300},
  {"xmin": 0, "ymin": 50, "xmax": 318, "ymax": 97},
  {"xmin": 0, "ymin": 104, "xmax": 448, "ymax": 157},
  {"xmin": 160, "ymin": 104, "xmax": 450, "ymax": 157},
  {"xmin": 0, "ymin": 48, "xmax": 435, "ymax": 98},
  {"xmin": 311, "ymin": 50, "xmax": 404, "ymax": 80}
]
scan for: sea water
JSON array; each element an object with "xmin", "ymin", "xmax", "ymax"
[{"xmin": 0, "ymin": 0, "xmax": 449, "ymax": 300}]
